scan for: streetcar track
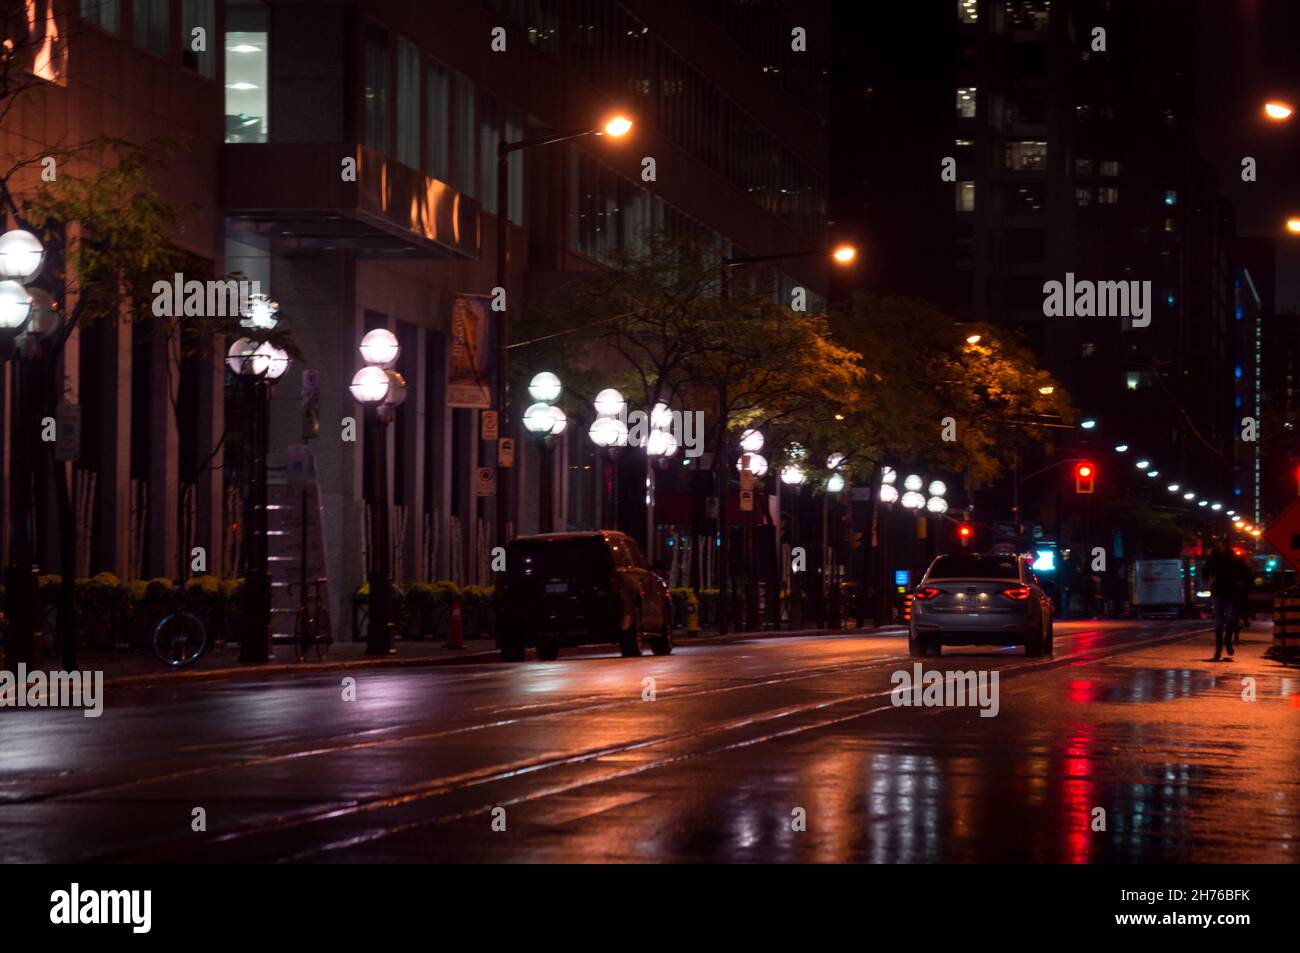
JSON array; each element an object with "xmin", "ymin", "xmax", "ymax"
[{"xmin": 98, "ymin": 623, "xmax": 1209, "ymax": 862}]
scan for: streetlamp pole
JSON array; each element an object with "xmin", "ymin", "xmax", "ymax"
[
  {"xmin": 0, "ymin": 229, "xmax": 46, "ymax": 673},
  {"xmin": 351, "ymin": 329, "xmax": 405, "ymax": 656},
  {"xmin": 494, "ymin": 116, "xmax": 633, "ymax": 551},
  {"xmin": 227, "ymin": 338, "xmax": 290, "ymax": 663}
]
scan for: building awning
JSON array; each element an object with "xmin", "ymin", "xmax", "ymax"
[{"xmin": 220, "ymin": 144, "xmax": 480, "ymax": 259}]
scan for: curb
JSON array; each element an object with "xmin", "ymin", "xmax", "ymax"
[{"xmin": 99, "ymin": 623, "xmax": 909, "ymax": 688}]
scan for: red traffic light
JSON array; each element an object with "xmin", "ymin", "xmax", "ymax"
[
  {"xmin": 1074, "ymin": 462, "xmax": 1096, "ymax": 494},
  {"xmin": 957, "ymin": 523, "xmax": 974, "ymax": 547}
]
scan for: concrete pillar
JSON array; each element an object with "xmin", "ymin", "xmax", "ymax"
[
  {"xmin": 146, "ymin": 325, "xmax": 181, "ymax": 579},
  {"xmin": 269, "ymin": 250, "xmax": 363, "ymax": 637},
  {"xmin": 93, "ymin": 312, "xmax": 132, "ymax": 578}
]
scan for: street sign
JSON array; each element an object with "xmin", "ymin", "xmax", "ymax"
[
  {"xmin": 54, "ymin": 404, "xmax": 81, "ymax": 462},
  {"xmin": 474, "ymin": 467, "xmax": 496, "ymax": 497},
  {"xmin": 285, "ymin": 445, "xmax": 310, "ymax": 488},
  {"xmin": 1264, "ymin": 499, "xmax": 1300, "ymax": 572},
  {"xmin": 739, "ymin": 489, "xmax": 754, "ymax": 512},
  {"xmin": 497, "ymin": 437, "xmax": 515, "ymax": 467},
  {"xmin": 301, "ymin": 368, "xmax": 320, "ymax": 403},
  {"xmin": 481, "ymin": 410, "xmax": 499, "ymax": 442}
]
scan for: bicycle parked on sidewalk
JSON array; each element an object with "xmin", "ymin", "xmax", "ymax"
[
  {"xmin": 152, "ymin": 597, "xmax": 210, "ymax": 669},
  {"xmin": 290, "ymin": 579, "xmax": 332, "ymax": 662}
]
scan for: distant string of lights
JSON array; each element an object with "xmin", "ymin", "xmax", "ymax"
[{"xmin": 1110, "ymin": 442, "xmax": 1259, "ymax": 538}]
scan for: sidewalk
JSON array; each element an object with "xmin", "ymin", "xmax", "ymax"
[{"xmin": 44, "ymin": 623, "xmax": 909, "ymax": 688}]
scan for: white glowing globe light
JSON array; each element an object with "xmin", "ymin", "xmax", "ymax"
[
  {"xmin": 589, "ymin": 416, "xmax": 627, "ymax": 447},
  {"xmin": 788, "ymin": 442, "xmax": 808, "ymax": 461},
  {"xmin": 826, "ymin": 473, "xmax": 845, "ymax": 493},
  {"xmin": 878, "ymin": 484, "xmax": 899, "ymax": 504},
  {"xmin": 780, "ymin": 465, "xmax": 807, "ymax": 486},
  {"xmin": 548, "ymin": 406, "xmax": 567, "ymax": 436},
  {"xmin": 901, "ymin": 490, "xmax": 926, "ymax": 510},
  {"xmin": 881, "ymin": 466, "xmax": 897, "ymax": 485},
  {"xmin": 0, "ymin": 229, "xmax": 45, "ymax": 283},
  {"xmin": 736, "ymin": 453, "xmax": 768, "ymax": 477},
  {"xmin": 904, "ymin": 473, "xmax": 923, "ymax": 492},
  {"xmin": 242, "ymin": 293, "xmax": 279, "ymax": 330},
  {"xmin": 650, "ymin": 401, "xmax": 673, "ymax": 431},
  {"xmin": 594, "ymin": 387, "xmax": 625, "ymax": 417},
  {"xmin": 647, "ymin": 429, "xmax": 678, "ymax": 458},
  {"xmin": 0, "ymin": 279, "xmax": 33, "ymax": 330},
  {"xmin": 1211, "ymin": 503, "xmax": 1222, "ymax": 511},
  {"xmin": 739, "ymin": 428, "xmax": 764, "ymax": 453},
  {"xmin": 827, "ymin": 452, "xmax": 845, "ymax": 470},
  {"xmin": 926, "ymin": 496, "xmax": 948, "ymax": 514},
  {"xmin": 928, "ymin": 480, "xmax": 947, "ymax": 498},
  {"xmin": 349, "ymin": 365, "xmax": 390, "ymax": 403},
  {"xmin": 359, "ymin": 328, "xmax": 400, "ymax": 367},
  {"xmin": 255, "ymin": 341, "xmax": 290, "ymax": 380},
  {"xmin": 528, "ymin": 371, "xmax": 562, "ymax": 403},
  {"xmin": 524, "ymin": 401, "xmax": 556, "ymax": 433},
  {"xmin": 225, "ymin": 337, "xmax": 261, "ymax": 375}
]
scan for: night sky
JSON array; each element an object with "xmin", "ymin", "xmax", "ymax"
[{"xmin": 1196, "ymin": 0, "xmax": 1300, "ymax": 311}]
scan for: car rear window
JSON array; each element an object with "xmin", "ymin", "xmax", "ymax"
[
  {"xmin": 507, "ymin": 538, "xmax": 613, "ymax": 583},
  {"xmin": 928, "ymin": 555, "xmax": 1021, "ymax": 580}
]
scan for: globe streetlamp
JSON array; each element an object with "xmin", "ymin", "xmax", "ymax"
[
  {"xmin": 227, "ymin": 333, "xmax": 292, "ymax": 663},
  {"xmin": 0, "ymin": 229, "xmax": 45, "ymax": 674},
  {"xmin": 495, "ymin": 118, "xmax": 634, "ymax": 553},
  {"xmin": 523, "ymin": 374, "xmax": 565, "ymax": 533},
  {"xmin": 353, "ymin": 329, "xmax": 404, "ymax": 656}
]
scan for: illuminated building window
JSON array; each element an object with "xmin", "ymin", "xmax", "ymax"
[
  {"xmin": 1005, "ymin": 140, "xmax": 1047, "ymax": 171},
  {"xmin": 1098, "ymin": 187, "xmax": 1119, "ymax": 204},
  {"xmin": 1100, "ymin": 159, "xmax": 1120, "ymax": 176},
  {"xmin": 224, "ymin": 4, "xmax": 268, "ymax": 143},
  {"xmin": 956, "ymin": 181, "xmax": 976, "ymax": 212},
  {"xmin": 956, "ymin": 87, "xmax": 977, "ymax": 118},
  {"xmin": 1075, "ymin": 187, "xmax": 1091, "ymax": 206},
  {"xmin": 959, "ymin": 0, "xmax": 979, "ymax": 23}
]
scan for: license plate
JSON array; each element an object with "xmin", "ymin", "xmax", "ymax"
[{"xmin": 545, "ymin": 583, "xmax": 568, "ymax": 594}]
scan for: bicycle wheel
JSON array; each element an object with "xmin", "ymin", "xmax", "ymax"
[
  {"xmin": 294, "ymin": 606, "xmax": 315, "ymax": 662},
  {"xmin": 153, "ymin": 612, "xmax": 208, "ymax": 668}
]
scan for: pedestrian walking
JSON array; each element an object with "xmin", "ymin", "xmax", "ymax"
[{"xmin": 1203, "ymin": 539, "xmax": 1240, "ymax": 660}]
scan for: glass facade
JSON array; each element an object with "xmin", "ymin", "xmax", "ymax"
[
  {"xmin": 134, "ymin": 0, "xmax": 170, "ymax": 56},
  {"xmin": 223, "ymin": 2, "xmax": 268, "ymax": 143},
  {"xmin": 80, "ymin": 0, "xmax": 119, "ymax": 33},
  {"xmin": 425, "ymin": 61, "xmax": 451, "ymax": 182},
  {"xmin": 453, "ymin": 73, "xmax": 477, "ymax": 197},
  {"xmin": 395, "ymin": 36, "xmax": 422, "ymax": 169},
  {"xmin": 364, "ymin": 25, "xmax": 390, "ymax": 154},
  {"xmin": 181, "ymin": 0, "xmax": 215, "ymax": 77}
]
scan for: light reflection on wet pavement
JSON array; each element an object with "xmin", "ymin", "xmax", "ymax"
[{"xmin": 0, "ymin": 619, "xmax": 1296, "ymax": 862}]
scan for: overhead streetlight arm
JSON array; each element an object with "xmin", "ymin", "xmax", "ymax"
[
  {"xmin": 724, "ymin": 248, "xmax": 834, "ymax": 267},
  {"xmin": 500, "ymin": 129, "xmax": 600, "ymax": 155}
]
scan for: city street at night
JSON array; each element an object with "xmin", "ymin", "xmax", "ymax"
[{"xmin": 3, "ymin": 620, "xmax": 1295, "ymax": 864}]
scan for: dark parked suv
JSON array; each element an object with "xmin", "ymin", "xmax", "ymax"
[{"xmin": 496, "ymin": 531, "xmax": 673, "ymax": 661}]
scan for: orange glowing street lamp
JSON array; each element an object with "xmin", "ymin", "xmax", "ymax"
[
  {"xmin": 1286, "ymin": 217, "xmax": 1300, "ymax": 235},
  {"xmin": 600, "ymin": 114, "xmax": 633, "ymax": 138},
  {"xmin": 1264, "ymin": 100, "xmax": 1295, "ymax": 121},
  {"xmin": 831, "ymin": 244, "xmax": 857, "ymax": 264}
]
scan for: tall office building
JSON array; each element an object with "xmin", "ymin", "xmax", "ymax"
[{"xmin": 1, "ymin": 0, "xmax": 831, "ymax": 635}]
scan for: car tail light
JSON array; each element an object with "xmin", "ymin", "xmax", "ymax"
[
  {"xmin": 913, "ymin": 586, "xmax": 942, "ymax": 601},
  {"xmin": 1000, "ymin": 586, "xmax": 1032, "ymax": 601}
]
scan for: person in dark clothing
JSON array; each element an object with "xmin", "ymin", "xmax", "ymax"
[{"xmin": 1203, "ymin": 540, "xmax": 1243, "ymax": 660}]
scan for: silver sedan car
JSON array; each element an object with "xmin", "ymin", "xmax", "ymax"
[{"xmin": 908, "ymin": 553, "xmax": 1054, "ymax": 657}]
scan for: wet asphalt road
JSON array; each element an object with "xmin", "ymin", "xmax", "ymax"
[{"xmin": 1, "ymin": 619, "xmax": 1297, "ymax": 863}]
